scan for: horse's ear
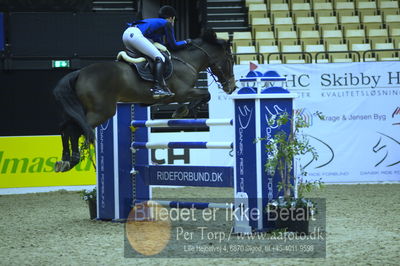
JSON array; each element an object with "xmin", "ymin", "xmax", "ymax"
[
  {"xmin": 201, "ymin": 28, "xmax": 217, "ymax": 43},
  {"xmin": 227, "ymin": 40, "xmax": 233, "ymax": 51}
]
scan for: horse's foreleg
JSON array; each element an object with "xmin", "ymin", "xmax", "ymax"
[
  {"xmin": 187, "ymin": 92, "xmax": 211, "ymax": 112},
  {"xmin": 172, "ymin": 89, "xmax": 211, "ymax": 118}
]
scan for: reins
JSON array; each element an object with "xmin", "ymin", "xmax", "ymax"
[
  {"xmin": 170, "ymin": 55, "xmax": 197, "ymax": 75},
  {"xmin": 170, "ymin": 41, "xmax": 210, "ymax": 75}
]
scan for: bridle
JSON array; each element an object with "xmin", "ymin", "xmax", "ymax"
[{"xmin": 191, "ymin": 42, "xmax": 234, "ymax": 89}]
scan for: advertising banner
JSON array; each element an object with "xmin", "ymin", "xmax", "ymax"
[
  {"xmin": 149, "ymin": 131, "xmax": 214, "ymax": 165},
  {"xmin": 0, "ymin": 136, "xmax": 95, "ymax": 188},
  {"xmin": 209, "ymin": 62, "xmax": 400, "ymax": 183}
]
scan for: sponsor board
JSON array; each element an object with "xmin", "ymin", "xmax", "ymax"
[
  {"xmin": 208, "ymin": 62, "xmax": 400, "ymax": 183},
  {"xmin": 0, "ymin": 136, "xmax": 95, "ymax": 188}
]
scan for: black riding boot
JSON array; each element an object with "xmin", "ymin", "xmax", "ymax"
[{"xmin": 151, "ymin": 57, "xmax": 174, "ymax": 99}]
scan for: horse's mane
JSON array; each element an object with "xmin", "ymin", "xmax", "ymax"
[{"xmin": 199, "ymin": 28, "xmax": 230, "ymax": 48}]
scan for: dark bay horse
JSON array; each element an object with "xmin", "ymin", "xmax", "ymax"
[{"xmin": 53, "ymin": 30, "xmax": 236, "ymax": 172}]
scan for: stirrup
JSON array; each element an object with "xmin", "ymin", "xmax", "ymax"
[{"xmin": 151, "ymin": 87, "xmax": 175, "ymax": 99}]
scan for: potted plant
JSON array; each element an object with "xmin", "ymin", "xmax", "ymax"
[
  {"xmin": 264, "ymin": 111, "xmax": 324, "ymax": 234},
  {"xmin": 81, "ymin": 187, "xmax": 97, "ymax": 220}
]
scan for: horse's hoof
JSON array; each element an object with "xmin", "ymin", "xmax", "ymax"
[
  {"xmin": 172, "ymin": 106, "xmax": 189, "ymax": 118},
  {"xmin": 54, "ymin": 161, "xmax": 71, "ymax": 172}
]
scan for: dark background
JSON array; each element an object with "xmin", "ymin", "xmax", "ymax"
[{"xmin": 0, "ymin": 0, "xmax": 204, "ymax": 136}]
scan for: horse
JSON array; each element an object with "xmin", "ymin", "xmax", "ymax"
[{"xmin": 53, "ymin": 29, "xmax": 237, "ymax": 172}]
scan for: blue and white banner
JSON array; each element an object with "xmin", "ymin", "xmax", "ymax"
[
  {"xmin": 136, "ymin": 165, "xmax": 233, "ymax": 187},
  {"xmin": 209, "ymin": 62, "xmax": 400, "ymax": 183}
]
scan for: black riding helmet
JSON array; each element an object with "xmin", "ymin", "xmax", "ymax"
[{"xmin": 158, "ymin": 5, "xmax": 176, "ymax": 19}]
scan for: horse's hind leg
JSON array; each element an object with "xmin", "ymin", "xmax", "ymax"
[
  {"xmin": 55, "ymin": 122, "xmax": 83, "ymax": 172},
  {"xmin": 68, "ymin": 122, "xmax": 82, "ymax": 168},
  {"xmin": 55, "ymin": 123, "xmax": 71, "ymax": 172},
  {"xmin": 61, "ymin": 131, "xmax": 70, "ymax": 161}
]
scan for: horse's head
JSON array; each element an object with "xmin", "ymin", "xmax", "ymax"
[{"xmin": 198, "ymin": 29, "xmax": 237, "ymax": 94}]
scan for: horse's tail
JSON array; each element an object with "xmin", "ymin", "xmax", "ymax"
[{"xmin": 53, "ymin": 70, "xmax": 95, "ymax": 144}]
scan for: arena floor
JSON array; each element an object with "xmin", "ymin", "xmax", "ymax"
[{"xmin": 0, "ymin": 184, "xmax": 399, "ymax": 265}]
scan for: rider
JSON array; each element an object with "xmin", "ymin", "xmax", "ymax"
[{"xmin": 122, "ymin": 5, "xmax": 190, "ymax": 99}]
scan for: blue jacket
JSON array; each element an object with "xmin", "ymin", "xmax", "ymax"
[{"xmin": 132, "ymin": 18, "xmax": 187, "ymax": 51}]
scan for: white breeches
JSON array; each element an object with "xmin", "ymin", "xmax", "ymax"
[{"xmin": 122, "ymin": 27, "xmax": 165, "ymax": 62}]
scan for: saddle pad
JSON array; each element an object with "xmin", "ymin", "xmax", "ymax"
[{"xmin": 126, "ymin": 51, "xmax": 173, "ymax": 82}]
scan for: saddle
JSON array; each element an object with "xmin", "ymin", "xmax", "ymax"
[{"xmin": 116, "ymin": 42, "xmax": 173, "ymax": 82}]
